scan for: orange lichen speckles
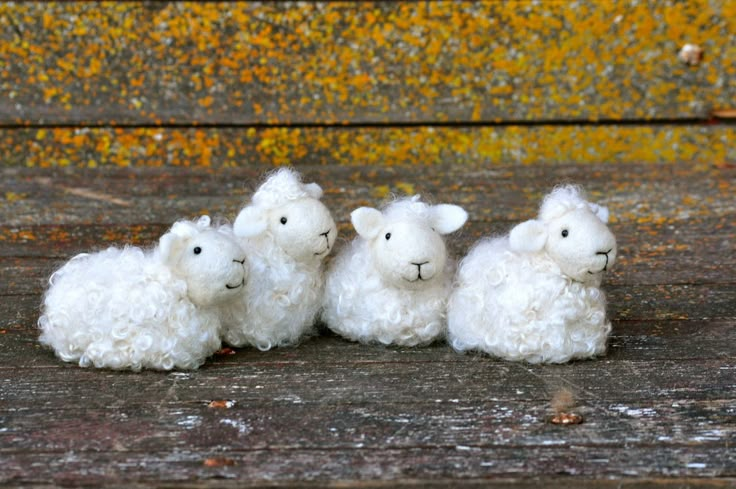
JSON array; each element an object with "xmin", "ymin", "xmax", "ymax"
[
  {"xmin": 0, "ymin": 229, "xmax": 37, "ymax": 242},
  {"xmin": 102, "ymin": 225, "xmax": 149, "ymax": 245},
  {"xmin": 48, "ymin": 229, "xmax": 71, "ymax": 242},
  {"xmin": 0, "ymin": 1, "xmax": 732, "ymax": 124},
  {"xmin": 0, "ymin": 125, "xmax": 733, "ymax": 168}
]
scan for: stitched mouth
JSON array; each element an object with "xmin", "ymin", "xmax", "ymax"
[
  {"xmin": 314, "ymin": 233, "xmax": 332, "ymax": 256},
  {"xmin": 587, "ymin": 250, "xmax": 611, "ymax": 274},
  {"xmin": 226, "ymin": 278, "xmax": 245, "ymax": 290},
  {"xmin": 404, "ymin": 274, "xmax": 430, "ymax": 283}
]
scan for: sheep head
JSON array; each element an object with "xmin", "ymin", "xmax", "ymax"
[
  {"xmin": 351, "ymin": 195, "xmax": 468, "ymax": 290},
  {"xmin": 159, "ymin": 216, "xmax": 248, "ymax": 307},
  {"xmin": 233, "ymin": 168, "xmax": 337, "ymax": 263},
  {"xmin": 509, "ymin": 185, "xmax": 617, "ymax": 283}
]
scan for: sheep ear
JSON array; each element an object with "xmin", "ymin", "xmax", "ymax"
[
  {"xmin": 509, "ymin": 219, "xmax": 547, "ymax": 253},
  {"xmin": 158, "ymin": 232, "xmax": 186, "ymax": 266},
  {"xmin": 351, "ymin": 207, "xmax": 384, "ymax": 240},
  {"xmin": 233, "ymin": 207, "xmax": 268, "ymax": 238},
  {"xmin": 431, "ymin": 204, "xmax": 468, "ymax": 235},
  {"xmin": 158, "ymin": 219, "xmax": 200, "ymax": 264},
  {"xmin": 589, "ymin": 203, "xmax": 610, "ymax": 223},
  {"xmin": 195, "ymin": 215, "xmax": 212, "ymax": 228},
  {"xmin": 304, "ymin": 182, "xmax": 324, "ymax": 200}
]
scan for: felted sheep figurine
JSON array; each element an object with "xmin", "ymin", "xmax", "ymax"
[
  {"xmin": 322, "ymin": 195, "xmax": 468, "ymax": 346},
  {"xmin": 447, "ymin": 185, "xmax": 617, "ymax": 364},
  {"xmin": 219, "ymin": 168, "xmax": 337, "ymax": 350},
  {"xmin": 38, "ymin": 216, "xmax": 248, "ymax": 371}
]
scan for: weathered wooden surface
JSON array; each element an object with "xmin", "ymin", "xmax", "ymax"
[
  {"xmin": 1, "ymin": 0, "xmax": 735, "ymax": 486},
  {"xmin": 2, "ymin": 163, "xmax": 733, "ymax": 224},
  {"xmin": 1, "ymin": 1, "xmax": 734, "ymax": 125},
  {"xmin": 0, "ymin": 161, "xmax": 734, "ymax": 487}
]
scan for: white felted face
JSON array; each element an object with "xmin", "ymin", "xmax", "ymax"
[
  {"xmin": 374, "ymin": 220, "xmax": 447, "ymax": 289},
  {"xmin": 161, "ymin": 228, "xmax": 248, "ymax": 307},
  {"xmin": 268, "ymin": 198, "xmax": 337, "ymax": 262},
  {"xmin": 510, "ymin": 206, "xmax": 616, "ymax": 283},
  {"xmin": 351, "ymin": 199, "xmax": 468, "ymax": 290},
  {"xmin": 232, "ymin": 169, "xmax": 338, "ymax": 263},
  {"xmin": 508, "ymin": 185, "xmax": 617, "ymax": 283},
  {"xmin": 544, "ymin": 208, "xmax": 617, "ymax": 282}
]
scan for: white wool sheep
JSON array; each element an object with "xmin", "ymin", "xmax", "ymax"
[
  {"xmin": 38, "ymin": 216, "xmax": 247, "ymax": 371},
  {"xmin": 448, "ymin": 185, "xmax": 617, "ymax": 364},
  {"xmin": 323, "ymin": 195, "xmax": 468, "ymax": 346},
  {"xmin": 219, "ymin": 168, "xmax": 337, "ymax": 350}
]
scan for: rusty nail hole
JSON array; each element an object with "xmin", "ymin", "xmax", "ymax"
[
  {"xmin": 549, "ymin": 412, "xmax": 584, "ymax": 425},
  {"xmin": 207, "ymin": 399, "xmax": 237, "ymax": 409},
  {"xmin": 678, "ymin": 44, "xmax": 703, "ymax": 66},
  {"xmin": 203, "ymin": 458, "xmax": 236, "ymax": 467},
  {"xmin": 548, "ymin": 387, "xmax": 584, "ymax": 425}
]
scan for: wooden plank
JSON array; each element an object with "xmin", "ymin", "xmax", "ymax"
[
  {"xmin": 5, "ymin": 160, "xmax": 733, "ymax": 196},
  {"xmin": 0, "ymin": 2, "xmax": 733, "ymax": 125},
  {"xmin": 1, "ymin": 398, "xmax": 733, "ymax": 454},
  {"xmin": 0, "ymin": 479, "xmax": 733, "ymax": 489},
  {"xmin": 1, "ymin": 346, "xmax": 733, "ymax": 404},
  {"xmin": 1, "ymin": 125, "xmax": 734, "ymax": 168},
  {"xmin": 2, "ymin": 162, "xmax": 734, "ymax": 227},
  {"xmin": 1, "ymin": 446, "xmax": 733, "ymax": 485}
]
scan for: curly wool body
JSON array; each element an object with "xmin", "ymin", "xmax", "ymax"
[
  {"xmin": 219, "ymin": 235, "xmax": 326, "ymax": 350},
  {"xmin": 38, "ymin": 217, "xmax": 247, "ymax": 371},
  {"xmin": 220, "ymin": 168, "xmax": 337, "ymax": 350},
  {"xmin": 323, "ymin": 195, "xmax": 468, "ymax": 347},
  {"xmin": 448, "ymin": 185, "xmax": 617, "ymax": 364}
]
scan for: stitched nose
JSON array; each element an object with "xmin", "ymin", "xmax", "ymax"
[
  {"xmin": 320, "ymin": 230, "xmax": 331, "ymax": 245},
  {"xmin": 233, "ymin": 258, "xmax": 246, "ymax": 265},
  {"xmin": 320, "ymin": 230, "xmax": 332, "ymax": 249},
  {"xmin": 412, "ymin": 261, "xmax": 429, "ymax": 279}
]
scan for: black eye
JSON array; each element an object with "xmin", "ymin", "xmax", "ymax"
[
  {"xmin": 561, "ymin": 229, "xmax": 569, "ymax": 238},
  {"xmin": 280, "ymin": 217, "xmax": 288, "ymax": 225},
  {"xmin": 385, "ymin": 233, "xmax": 391, "ymax": 240},
  {"xmin": 193, "ymin": 246, "xmax": 202, "ymax": 255}
]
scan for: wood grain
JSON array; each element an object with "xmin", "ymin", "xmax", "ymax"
[
  {"xmin": 2, "ymin": 163, "xmax": 733, "ymax": 227},
  {"xmin": 2, "ymin": 398, "xmax": 733, "ymax": 453},
  {"xmin": 1, "ymin": 446, "xmax": 733, "ymax": 485},
  {"xmin": 2, "ymin": 345, "xmax": 734, "ymax": 404}
]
